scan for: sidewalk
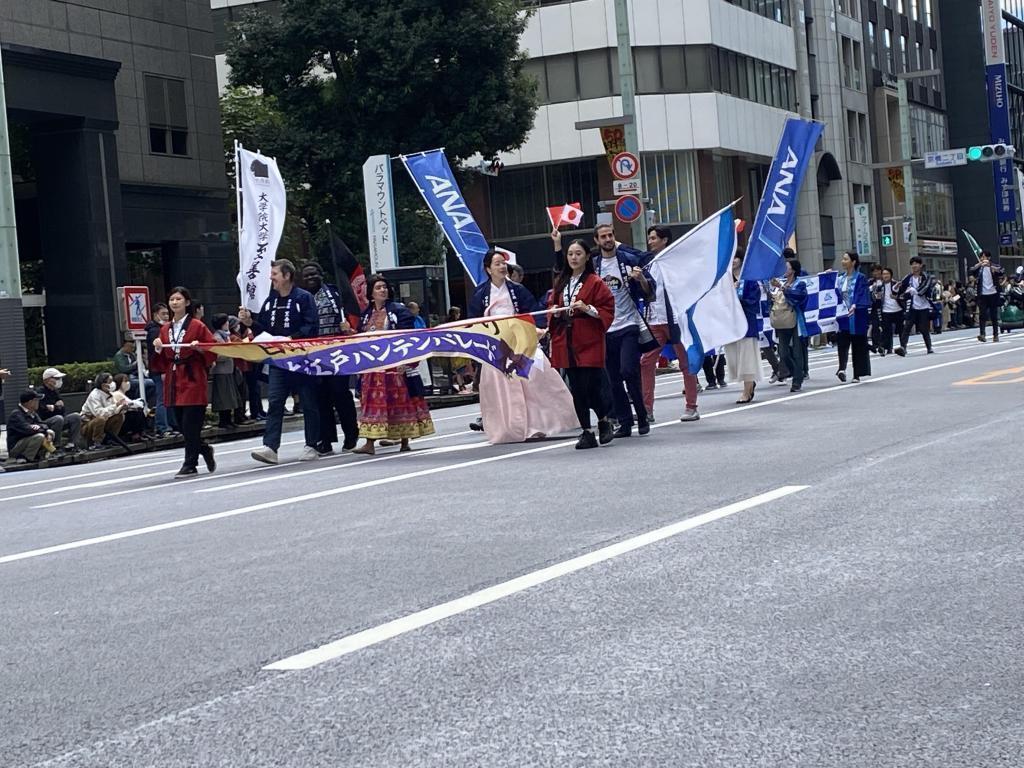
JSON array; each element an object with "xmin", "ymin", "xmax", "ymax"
[{"xmin": 0, "ymin": 391, "xmax": 479, "ymax": 473}]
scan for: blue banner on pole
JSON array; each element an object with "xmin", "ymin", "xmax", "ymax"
[
  {"xmin": 741, "ymin": 118, "xmax": 825, "ymax": 282},
  {"xmin": 986, "ymin": 62, "xmax": 1016, "ymax": 223},
  {"xmin": 402, "ymin": 150, "xmax": 489, "ymax": 286}
]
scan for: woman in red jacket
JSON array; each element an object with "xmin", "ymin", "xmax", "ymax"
[
  {"xmin": 153, "ymin": 286, "xmax": 217, "ymax": 478},
  {"xmin": 548, "ymin": 234, "xmax": 616, "ymax": 450}
]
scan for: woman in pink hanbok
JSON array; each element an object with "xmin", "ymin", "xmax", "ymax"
[{"xmin": 468, "ymin": 250, "xmax": 579, "ymax": 444}]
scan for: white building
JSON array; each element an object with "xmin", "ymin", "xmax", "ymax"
[{"xmin": 211, "ymin": 0, "xmax": 870, "ymax": 283}]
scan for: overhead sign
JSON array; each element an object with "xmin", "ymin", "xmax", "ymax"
[
  {"xmin": 611, "ymin": 151, "xmax": 640, "ymax": 180},
  {"xmin": 924, "ymin": 148, "xmax": 968, "ymax": 169},
  {"xmin": 362, "ymin": 155, "xmax": 399, "ymax": 273},
  {"xmin": 118, "ymin": 285, "xmax": 151, "ymax": 336},
  {"xmin": 612, "ymin": 179, "xmax": 642, "ymax": 196},
  {"xmin": 614, "ymin": 195, "xmax": 643, "ymax": 223}
]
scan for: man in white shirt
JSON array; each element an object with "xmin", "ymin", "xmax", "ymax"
[
  {"xmin": 879, "ymin": 267, "xmax": 902, "ymax": 355},
  {"xmin": 969, "ymin": 250, "xmax": 1005, "ymax": 342},
  {"xmin": 894, "ymin": 257, "xmax": 935, "ymax": 356}
]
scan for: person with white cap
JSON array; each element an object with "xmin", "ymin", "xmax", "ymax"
[{"xmin": 37, "ymin": 367, "xmax": 82, "ymax": 453}]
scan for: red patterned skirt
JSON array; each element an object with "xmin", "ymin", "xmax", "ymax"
[{"xmin": 358, "ymin": 369, "xmax": 436, "ymax": 440}]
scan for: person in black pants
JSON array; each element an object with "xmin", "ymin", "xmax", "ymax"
[
  {"xmin": 970, "ymin": 251, "xmax": 1005, "ymax": 342},
  {"xmin": 894, "ymin": 257, "xmax": 935, "ymax": 356},
  {"xmin": 878, "ymin": 267, "xmax": 903, "ymax": 355},
  {"xmin": 703, "ymin": 351, "xmax": 726, "ymax": 389}
]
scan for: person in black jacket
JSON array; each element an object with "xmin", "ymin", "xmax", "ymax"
[
  {"xmin": 238, "ymin": 258, "xmax": 321, "ymax": 465},
  {"xmin": 6, "ymin": 390, "xmax": 53, "ymax": 463},
  {"xmin": 970, "ymin": 250, "xmax": 1006, "ymax": 343},
  {"xmin": 38, "ymin": 367, "xmax": 82, "ymax": 452}
]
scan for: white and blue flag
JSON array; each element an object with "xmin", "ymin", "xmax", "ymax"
[
  {"xmin": 648, "ymin": 203, "xmax": 747, "ymax": 373},
  {"xmin": 758, "ymin": 271, "xmax": 840, "ymax": 345}
]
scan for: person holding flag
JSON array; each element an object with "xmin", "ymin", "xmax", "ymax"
[
  {"xmin": 468, "ymin": 249, "xmax": 578, "ymax": 444},
  {"xmin": 834, "ymin": 251, "xmax": 872, "ymax": 383},
  {"xmin": 970, "ymin": 250, "xmax": 1006, "ymax": 343}
]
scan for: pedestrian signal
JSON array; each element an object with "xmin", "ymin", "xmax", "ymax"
[{"xmin": 881, "ymin": 224, "xmax": 894, "ymax": 248}]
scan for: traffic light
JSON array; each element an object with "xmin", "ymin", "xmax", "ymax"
[
  {"xmin": 966, "ymin": 143, "xmax": 1016, "ymax": 163},
  {"xmin": 881, "ymin": 224, "xmax": 894, "ymax": 247}
]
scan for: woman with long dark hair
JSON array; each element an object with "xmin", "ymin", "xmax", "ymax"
[
  {"xmin": 467, "ymin": 249, "xmax": 578, "ymax": 444},
  {"xmin": 352, "ymin": 274, "xmax": 436, "ymax": 455},
  {"xmin": 152, "ymin": 286, "xmax": 218, "ymax": 477},
  {"xmin": 835, "ymin": 250, "xmax": 872, "ymax": 383},
  {"xmin": 548, "ymin": 231, "xmax": 616, "ymax": 449}
]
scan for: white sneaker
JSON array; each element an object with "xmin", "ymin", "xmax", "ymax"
[
  {"xmin": 680, "ymin": 408, "xmax": 700, "ymax": 422},
  {"xmin": 299, "ymin": 446, "xmax": 320, "ymax": 462},
  {"xmin": 251, "ymin": 446, "xmax": 278, "ymax": 465}
]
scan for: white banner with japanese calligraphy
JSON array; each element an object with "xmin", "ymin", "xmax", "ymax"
[
  {"xmin": 236, "ymin": 146, "xmax": 286, "ymax": 312},
  {"xmin": 362, "ymin": 154, "xmax": 399, "ymax": 273}
]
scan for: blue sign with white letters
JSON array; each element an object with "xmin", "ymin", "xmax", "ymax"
[{"xmin": 986, "ymin": 62, "xmax": 1016, "ymax": 223}]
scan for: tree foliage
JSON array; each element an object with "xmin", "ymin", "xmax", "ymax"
[{"xmin": 225, "ymin": 0, "xmax": 538, "ymax": 268}]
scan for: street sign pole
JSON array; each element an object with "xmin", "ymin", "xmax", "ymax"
[
  {"xmin": 897, "ymin": 78, "xmax": 919, "ymax": 264},
  {"xmin": 613, "ymin": 0, "xmax": 646, "ymax": 246}
]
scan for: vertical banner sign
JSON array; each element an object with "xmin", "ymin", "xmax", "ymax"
[
  {"xmin": 401, "ymin": 149, "xmax": 489, "ymax": 286},
  {"xmin": 236, "ymin": 146, "xmax": 286, "ymax": 312},
  {"xmin": 852, "ymin": 203, "xmax": 872, "ymax": 256},
  {"xmin": 599, "ymin": 125, "xmax": 626, "ymax": 168},
  {"xmin": 982, "ymin": 0, "xmax": 1016, "ymax": 223},
  {"xmin": 362, "ymin": 155, "xmax": 399, "ymax": 273},
  {"xmin": 740, "ymin": 117, "xmax": 825, "ymax": 281}
]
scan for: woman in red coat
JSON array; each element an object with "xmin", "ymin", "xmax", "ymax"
[
  {"xmin": 153, "ymin": 286, "xmax": 217, "ymax": 478},
  {"xmin": 548, "ymin": 234, "xmax": 616, "ymax": 450}
]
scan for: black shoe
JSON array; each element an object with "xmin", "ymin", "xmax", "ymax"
[
  {"xmin": 637, "ymin": 420, "xmax": 650, "ymax": 436},
  {"xmin": 469, "ymin": 418, "xmax": 484, "ymax": 432},
  {"xmin": 978, "ymin": 334, "xmax": 986, "ymax": 343},
  {"xmin": 575, "ymin": 431, "xmax": 598, "ymax": 450},
  {"xmin": 836, "ymin": 371, "xmax": 847, "ymax": 383},
  {"xmin": 201, "ymin": 445, "xmax": 216, "ymax": 473},
  {"xmin": 927, "ymin": 349, "xmax": 935, "ymax": 354},
  {"xmin": 613, "ymin": 425, "xmax": 632, "ymax": 439},
  {"xmin": 174, "ymin": 466, "xmax": 198, "ymax": 479},
  {"xmin": 790, "ymin": 383, "xmax": 802, "ymax": 392},
  {"xmin": 598, "ymin": 420, "xmax": 614, "ymax": 445},
  {"xmin": 895, "ymin": 347, "xmax": 907, "ymax": 357},
  {"xmin": 705, "ymin": 382, "xmax": 718, "ymax": 390},
  {"xmin": 315, "ymin": 442, "xmax": 335, "ymax": 457}
]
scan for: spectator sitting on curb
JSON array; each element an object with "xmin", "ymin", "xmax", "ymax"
[
  {"xmin": 38, "ymin": 367, "xmax": 82, "ymax": 454},
  {"xmin": 112, "ymin": 373, "xmax": 149, "ymax": 441},
  {"xmin": 81, "ymin": 372, "xmax": 131, "ymax": 453},
  {"xmin": 6, "ymin": 390, "xmax": 55, "ymax": 464}
]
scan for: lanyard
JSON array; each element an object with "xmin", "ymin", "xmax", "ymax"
[{"xmin": 563, "ymin": 275, "xmax": 585, "ymax": 307}]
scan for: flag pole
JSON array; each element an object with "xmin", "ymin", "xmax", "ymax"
[{"xmin": 234, "ymin": 140, "xmax": 244, "ymax": 306}]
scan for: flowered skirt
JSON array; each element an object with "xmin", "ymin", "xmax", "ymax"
[{"xmin": 358, "ymin": 369, "xmax": 436, "ymax": 440}]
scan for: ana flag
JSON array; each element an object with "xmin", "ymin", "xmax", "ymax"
[
  {"xmin": 402, "ymin": 149, "xmax": 489, "ymax": 286},
  {"xmin": 741, "ymin": 118, "xmax": 825, "ymax": 282},
  {"xmin": 236, "ymin": 145, "xmax": 286, "ymax": 312},
  {"xmin": 647, "ymin": 202, "xmax": 744, "ymax": 373},
  {"xmin": 205, "ymin": 315, "xmax": 540, "ymax": 379},
  {"xmin": 547, "ymin": 202, "xmax": 584, "ymax": 228},
  {"xmin": 757, "ymin": 271, "xmax": 839, "ymax": 345}
]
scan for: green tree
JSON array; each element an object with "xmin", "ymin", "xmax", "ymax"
[{"xmin": 224, "ymin": 0, "xmax": 537, "ymax": 268}]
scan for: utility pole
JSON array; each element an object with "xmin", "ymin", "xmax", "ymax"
[
  {"xmin": 896, "ymin": 78, "xmax": 919, "ymax": 264},
  {"xmin": 612, "ymin": 0, "xmax": 645, "ymax": 246},
  {"xmin": 0, "ymin": 45, "xmax": 29, "ymax": 413}
]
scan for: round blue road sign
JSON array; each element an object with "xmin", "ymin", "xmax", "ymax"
[{"xmin": 614, "ymin": 194, "xmax": 643, "ymax": 224}]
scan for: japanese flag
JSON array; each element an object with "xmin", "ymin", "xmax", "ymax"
[{"xmin": 546, "ymin": 202, "xmax": 584, "ymax": 229}]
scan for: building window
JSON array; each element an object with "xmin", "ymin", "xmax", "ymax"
[
  {"xmin": 883, "ymin": 28, "xmax": 895, "ymax": 73},
  {"xmin": 144, "ymin": 75, "xmax": 188, "ymax": 157},
  {"xmin": 577, "ymin": 49, "xmax": 613, "ymax": 100},
  {"xmin": 488, "ymin": 161, "xmax": 599, "ymax": 240},
  {"xmin": 721, "ymin": 0, "xmax": 790, "ymax": 26},
  {"xmin": 868, "ymin": 22, "xmax": 877, "ymax": 70},
  {"xmin": 643, "ymin": 151, "xmax": 700, "ymax": 225},
  {"xmin": 544, "ymin": 55, "xmax": 578, "ymax": 103}
]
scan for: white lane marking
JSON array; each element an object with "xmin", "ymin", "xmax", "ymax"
[
  {"xmin": 5, "ymin": 338, "xmax": 1018, "ymax": 563},
  {"xmin": 194, "ymin": 443, "xmax": 481, "ymax": 494},
  {"xmin": 0, "ymin": 440, "xmax": 577, "ymax": 566},
  {"xmin": 263, "ymin": 484, "xmax": 809, "ymax": 670},
  {"xmin": 25, "ymin": 430, "xmax": 479, "ymax": 509}
]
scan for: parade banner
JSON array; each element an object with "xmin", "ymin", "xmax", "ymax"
[
  {"xmin": 758, "ymin": 271, "xmax": 839, "ymax": 345},
  {"xmin": 401, "ymin": 149, "xmax": 489, "ymax": 286},
  {"xmin": 362, "ymin": 155, "xmax": 399, "ymax": 273},
  {"xmin": 236, "ymin": 145, "xmax": 286, "ymax": 312},
  {"xmin": 741, "ymin": 118, "xmax": 825, "ymax": 282},
  {"xmin": 204, "ymin": 315, "xmax": 539, "ymax": 379}
]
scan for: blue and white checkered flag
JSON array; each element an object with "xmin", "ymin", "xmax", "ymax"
[{"xmin": 758, "ymin": 271, "xmax": 840, "ymax": 345}]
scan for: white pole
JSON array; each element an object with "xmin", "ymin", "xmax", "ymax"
[{"xmin": 235, "ymin": 140, "xmax": 244, "ymax": 307}]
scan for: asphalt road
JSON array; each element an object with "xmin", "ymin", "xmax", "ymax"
[{"xmin": 2, "ymin": 327, "xmax": 1022, "ymax": 767}]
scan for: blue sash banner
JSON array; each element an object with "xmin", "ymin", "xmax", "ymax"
[
  {"xmin": 402, "ymin": 149, "xmax": 489, "ymax": 286},
  {"xmin": 741, "ymin": 118, "xmax": 825, "ymax": 282}
]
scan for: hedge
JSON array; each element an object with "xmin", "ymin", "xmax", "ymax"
[{"xmin": 28, "ymin": 361, "xmax": 117, "ymax": 393}]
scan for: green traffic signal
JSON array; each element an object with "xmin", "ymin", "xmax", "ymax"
[
  {"xmin": 881, "ymin": 235, "xmax": 893, "ymax": 247},
  {"xmin": 967, "ymin": 146, "xmax": 984, "ymax": 161}
]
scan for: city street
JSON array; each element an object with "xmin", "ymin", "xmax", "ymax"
[{"xmin": 2, "ymin": 328, "xmax": 1022, "ymax": 767}]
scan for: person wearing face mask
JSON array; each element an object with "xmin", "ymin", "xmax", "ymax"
[
  {"xmin": 37, "ymin": 367, "xmax": 83, "ymax": 453},
  {"xmin": 80, "ymin": 372, "xmax": 131, "ymax": 452},
  {"xmin": 112, "ymin": 373, "xmax": 149, "ymax": 441}
]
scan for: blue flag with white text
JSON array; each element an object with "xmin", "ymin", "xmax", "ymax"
[
  {"xmin": 402, "ymin": 150, "xmax": 489, "ymax": 286},
  {"xmin": 741, "ymin": 118, "xmax": 824, "ymax": 282}
]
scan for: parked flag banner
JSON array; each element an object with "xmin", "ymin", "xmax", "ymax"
[
  {"xmin": 205, "ymin": 315, "xmax": 539, "ymax": 379},
  {"xmin": 647, "ymin": 202, "xmax": 744, "ymax": 373},
  {"xmin": 324, "ymin": 222, "xmax": 368, "ymax": 311},
  {"xmin": 546, "ymin": 202, "xmax": 584, "ymax": 228},
  {"xmin": 402, "ymin": 149, "xmax": 489, "ymax": 286},
  {"xmin": 741, "ymin": 118, "xmax": 825, "ymax": 282},
  {"xmin": 962, "ymin": 229, "xmax": 983, "ymax": 260},
  {"xmin": 757, "ymin": 271, "xmax": 839, "ymax": 345},
  {"xmin": 362, "ymin": 155, "xmax": 399, "ymax": 273},
  {"xmin": 236, "ymin": 145, "xmax": 287, "ymax": 312}
]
